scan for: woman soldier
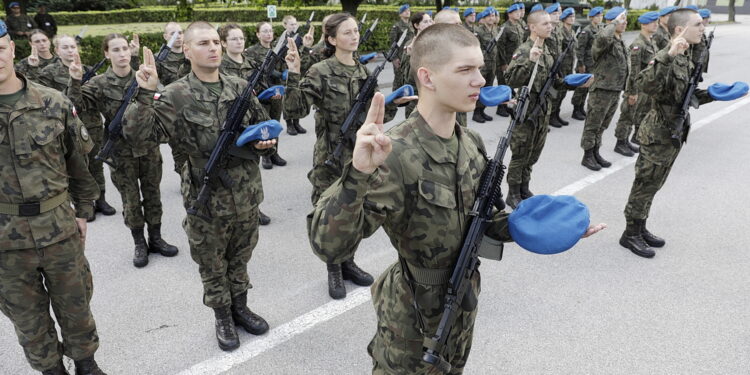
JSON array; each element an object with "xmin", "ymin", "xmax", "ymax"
[
  {"xmin": 67, "ymin": 33, "xmax": 179, "ymax": 268},
  {"xmin": 15, "ymin": 29, "xmax": 58, "ymax": 80},
  {"xmin": 243, "ymin": 22, "xmax": 289, "ymax": 170},
  {"xmin": 284, "ymin": 13, "xmax": 415, "ymax": 300}
]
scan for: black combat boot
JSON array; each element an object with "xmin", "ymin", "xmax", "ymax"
[
  {"xmin": 286, "ymin": 119, "xmax": 298, "ymax": 135},
  {"xmin": 572, "ymin": 106, "xmax": 586, "ymax": 120},
  {"xmin": 630, "ymin": 132, "xmax": 640, "ymax": 145},
  {"xmin": 341, "ymin": 259, "xmax": 374, "ymax": 286},
  {"xmin": 86, "ymin": 212, "xmax": 96, "ymax": 223},
  {"xmin": 261, "ymin": 156, "xmax": 272, "ymax": 169},
  {"xmin": 520, "ymin": 181, "xmax": 534, "ymax": 200},
  {"xmin": 628, "ymin": 136, "xmax": 640, "ymax": 153},
  {"xmin": 641, "ymin": 219, "xmax": 666, "ymax": 248},
  {"xmin": 213, "ymin": 306, "xmax": 240, "ymax": 351},
  {"xmin": 549, "ymin": 112, "xmax": 564, "ymax": 128},
  {"xmin": 581, "ymin": 106, "xmax": 587, "ymax": 116},
  {"xmin": 73, "ymin": 356, "xmax": 106, "ymax": 375},
  {"xmin": 131, "ymin": 227, "xmax": 149, "ymax": 268},
  {"xmin": 593, "ymin": 146, "xmax": 612, "ymax": 168},
  {"xmin": 147, "ymin": 224, "xmax": 179, "ymax": 257},
  {"xmin": 619, "ymin": 220, "xmax": 655, "ymax": 258},
  {"xmin": 496, "ymin": 104, "xmax": 510, "ymax": 117},
  {"xmin": 270, "ymin": 152, "xmax": 287, "ymax": 166},
  {"xmin": 505, "ymin": 184, "xmax": 523, "ymax": 209},
  {"xmin": 293, "ymin": 119, "xmax": 307, "ymax": 134},
  {"xmin": 555, "ymin": 112, "xmax": 569, "ymax": 126},
  {"xmin": 479, "ymin": 108, "xmax": 493, "ymax": 122},
  {"xmin": 581, "ymin": 149, "xmax": 602, "ymax": 171},
  {"xmin": 231, "ymin": 292, "xmax": 269, "ymax": 335},
  {"xmin": 472, "ymin": 109, "xmax": 486, "ymax": 123},
  {"xmin": 614, "ymin": 139, "xmax": 635, "ymax": 157},
  {"xmin": 95, "ymin": 192, "xmax": 116, "ymax": 216},
  {"xmin": 42, "ymin": 361, "xmax": 69, "ymax": 375},
  {"xmin": 327, "ymin": 263, "xmax": 346, "ymax": 300},
  {"xmin": 259, "ymin": 210, "xmax": 271, "ymax": 225}
]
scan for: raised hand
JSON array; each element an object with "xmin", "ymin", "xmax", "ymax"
[
  {"xmin": 669, "ymin": 27, "xmax": 690, "ymax": 57},
  {"xmin": 285, "ymin": 37, "xmax": 301, "ymax": 74},
  {"xmin": 69, "ymin": 52, "xmax": 83, "ymax": 81},
  {"xmin": 27, "ymin": 45, "xmax": 39, "ymax": 67},
  {"xmin": 529, "ymin": 37, "xmax": 543, "ymax": 62},
  {"xmin": 135, "ymin": 47, "xmax": 159, "ymax": 91},
  {"xmin": 352, "ymin": 92, "xmax": 391, "ymax": 175},
  {"xmin": 303, "ymin": 25, "xmax": 314, "ymax": 48},
  {"xmin": 130, "ymin": 33, "xmax": 140, "ymax": 56}
]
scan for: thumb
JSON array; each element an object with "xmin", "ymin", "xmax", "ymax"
[{"xmin": 365, "ymin": 92, "xmax": 385, "ymax": 126}]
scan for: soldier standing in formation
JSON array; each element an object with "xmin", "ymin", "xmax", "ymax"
[
  {"xmin": 612, "ymin": 11, "xmax": 659, "ymax": 157},
  {"xmin": 34, "ymin": 5, "xmax": 57, "ymax": 38},
  {"xmin": 124, "ymin": 21, "xmax": 276, "ymax": 351},
  {"xmin": 542, "ymin": 2, "xmax": 568, "ymax": 128},
  {"xmin": 549, "ymin": 7, "xmax": 578, "ymax": 128},
  {"xmin": 396, "ymin": 11, "xmax": 433, "ymax": 118},
  {"xmin": 692, "ymin": 8, "xmax": 712, "ymax": 71},
  {"xmin": 0, "ymin": 20, "xmax": 107, "ymax": 375},
  {"xmin": 462, "ymin": 7, "xmax": 476, "ymax": 32},
  {"xmin": 472, "ymin": 7, "xmax": 497, "ymax": 123},
  {"xmin": 5, "ymin": 2, "xmax": 36, "ymax": 40},
  {"xmin": 579, "ymin": 8, "xmax": 628, "ymax": 171},
  {"xmin": 571, "ymin": 6, "xmax": 604, "ymax": 121},
  {"xmin": 390, "ymin": 5, "xmax": 413, "ymax": 73},
  {"xmin": 653, "ymin": 6, "xmax": 677, "ymax": 50},
  {"xmin": 496, "ymin": 3, "xmax": 525, "ymax": 118},
  {"xmin": 15, "ymin": 29, "xmax": 58, "ymax": 81}
]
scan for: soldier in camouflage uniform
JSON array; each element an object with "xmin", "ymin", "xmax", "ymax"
[
  {"xmin": 691, "ymin": 9, "xmax": 711, "ymax": 73},
  {"xmin": 36, "ymin": 35, "xmax": 118, "ymax": 221},
  {"xmin": 580, "ymin": 9, "xmax": 628, "ymax": 171},
  {"xmin": 390, "ymin": 4, "xmax": 413, "ymax": 72},
  {"xmin": 472, "ymin": 8, "xmax": 497, "ymax": 123},
  {"xmin": 123, "ymin": 22, "xmax": 276, "ymax": 351},
  {"xmin": 621, "ymin": 9, "xmax": 719, "ymax": 258},
  {"xmin": 284, "ymin": 13, "xmax": 412, "ymax": 300},
  {"xmin": 613, "ymin": 12, "xmax": 659, "ymax": 157},
  {"xmin": 504, "ymin": 10, "xmax": 589, "ymax": 208},
  {"xmin": 571, "ymin": 7, "xmax": 604, "ymax": 120},
  {"xmin": 15, "ymin": 30, "xmax": 59, "ymax": 81},
  {"xmin": 653, "ymin": 7, "xmax": 676, "ymax": 51},
  {"xmin": 549, "ymin": 7, "xmax": 578, "ymax": 128},
  {"xmin": 396, "ymin": 11, "xmax": 433, "ymax": 119},
  {"xmin": 462, "ymin": 7, "xmax": 476, "ymax": 32},
  {"xmin": 68, "ymin": 34, "xmax": 179, "ymax": 268},
  {"xmin": 0, "ymin": 23, "xmax": 107, "ymax": 375},
  {"xmin": 496, "ymin": 4, "xmax": 525, "ymax": 117},
  {"xmin": 5, "ymin": 2, "xmax": 36, "ymax": 40}
]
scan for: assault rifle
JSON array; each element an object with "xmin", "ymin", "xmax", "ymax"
[
  {"xmin": 483, "ymin": 26, "xmax": 505, "ymax": 55},
  {"xmin": 292, "ymin": 12, "xmax": 315, "ymax": 46},
  {"xmin": 74, "ymin": 25, "xmax": 88, "ymax": 44},
  {"xmin": 81, "ymin": 58, "xmax": 107, "ymax": 85},
  {"xmin": 360, "ymin": 18, "xmax": 379, "ymax": 45},
  {"xmin": 528, "ymin": 31, "xmax": 579, "ymax": 121},
  {"xmin": 358, "ymin": 13, "xmax": 368, "ymax": 32}
]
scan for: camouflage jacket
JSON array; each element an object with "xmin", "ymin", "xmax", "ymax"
[
  {"xmin": 15, "ymin": 55, "xmax": 59, "ymax": 82},
  {"xmin": 242, "ymin": 43, "xmax": 286, "ymax": 91},
  {"xmin": 157, "ymin": 50, "xmax": 190, "ymax": 86},
  {"xmin": 559, "ymin": 25, "xmax": 578, "ymax": 75},
  {"xmin": 476, "ymin": 24, "xmax": 497, "ymax": 63},
  {"xmin": 591, "ymin": 23, "xmax": 628, "ymax": 91},
  {"xmin": 0, "ymin": 75, "xmax": 97, "ymax": 251},
  {"xmin": 37, "ymin": 60, "xmax": 102, "ymax": 129},
  {"xmin": 544, "ymin": 23, "xmax": 564, "ymax": 61},
  {"xmin": 284, "ymin": 56, "xmax": 397, "ymax": 172},
  {"xmin": 576, "ymin": 22, "xmax": 602, "ymax": 70},
  {"xmin": 389, "ymin": 19, "xmax": 414, "ymax": 61},
  {"xmin": 636, "ymin": 48, "xmax": 713, "ymax": 148},
  {"xmin": 653, "ymin": 25, "xmax": 670, "ymax": 51},
  {"xmin": 219, "ymin": 53, "xmax": 254, "ymax": 81},
  {"xmin": 497, "ymin": 20, "xmax": 524, "ymax": 66},
  {"xmin": 690, "ymin": 32, "xmax": 710, "ymax": 73},
  {"xmin": 625, "ymin": 33, "xmax": 657, "ymax": 96},
  {"xmin": 122, "ymin": 73, "xmax": 274, "ymax": 217},
  {"xmin": 505, "ymin": 38, "xmax": 559, "ymax": 115},
  {"xmin": 301, "ymin": 40, "xmax": 327, "ymax": 75},
  {"xmin": 5, "ymin": 14, "xmax": 36, "ymax": 39},
  {"xmin": 463, "ymin": 21, "xmax": 475, "ymax": 34}
]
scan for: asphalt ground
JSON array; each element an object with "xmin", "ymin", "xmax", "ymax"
[{"xmin": 2, "ymin": 22, "xmax": 749, "ymax": 375}]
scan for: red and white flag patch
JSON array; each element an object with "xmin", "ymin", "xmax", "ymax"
[{"xmin": 153, "ymin": 92, "xmax": 162, "ymax": 100}]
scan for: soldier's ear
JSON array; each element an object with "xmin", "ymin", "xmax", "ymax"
[{"xmin": 417, "ymin": 67, "xmax": 435, "ymax": 91}]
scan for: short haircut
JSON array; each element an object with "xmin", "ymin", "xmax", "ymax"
[
  {"xmin": 410, "ymin": 23, "xmax": 479, "ymax": 84},
  {"xmin": 527, "ymin": 10, "xmax": 549, "ymax": 26},
  {"xmin": 667, "ymin": 8, "xmax": 698, "ymax": 35},
  {"xmin": 184, "ymin": 21, "xmax": 216, "ymax": 44},
  {"xmin": 282, "ymin": 15, "xmax": 296, "ymax": 24},
  {"xmin": 434, "ymin": 9, "xmax": 461, "ymax": 25},
  {"xmin": 164, "ymin": 22, "xmax": 180, "ymax": 32},
  {"xmin": 102, "ymin": 33, "xmax": 128, "ymax": 52},
  {"xmin": 218, "ymin": 23, "xmax": 243, "ymax": 42}
]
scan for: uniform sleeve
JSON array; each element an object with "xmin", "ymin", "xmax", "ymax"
[
  {"xmin": 122, "ymin": 88, "xmax": 176, "ymax": 151},
  {"xmin": 63, "ymin": 102, "xmax": 99, "ymax": 218},
  {"xmin": 583, "ymin": 30, "xmax": 596, "ymax": 68},
  {"xmin": 68, "ymin": 78, "xmax": 101, "ymax": 114},
  {"xmin": 36, "ymin": 65, "xmax": 55, "ymax": 87},
  {"xmin": 592, "ymin": 23, "xmax": 617, "ymax": 63},
  {"xmin": 504, "ymin": 47, "xmax": 535, "ymax": 88},
  {"xmin": 624, "ymin": 45, "xmax": 641, "ymax": 95},
  {"xmin": 283, "ymin": 68, "xmax": 323, "ymax": 119}
]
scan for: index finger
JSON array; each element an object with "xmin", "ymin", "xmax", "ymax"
[
  {"xmin": 31, "ymin": 45, "xmax": 37, "ymax": 54},
  {"xmin": 307, "ymin": 24, "xmax": 314, "ymax": 36},
  {"xmin": 144, "ymin": 47, "xmax": 154, "ymax": 66},
  {"xmin": 133, "ymin": 33, "xmax": 139, "ymax": 42},
  {"xmin": 677, "ymin": 26, "xmax": 689, "ymax": 39},
  {"xmin": 73, "ymin": 52, "xmax": 81, "ymax": 65},
  {"xmin": 287, "ymin": 37, "xmax": 298, "ymax": 54},
  {"xmin": 365, "ymin": 92, "xmax": 385, "ymax": 126}
]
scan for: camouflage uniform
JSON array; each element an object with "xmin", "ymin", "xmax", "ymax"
[
  {"xmin": 301, "ymin": 40, "xmax": 327, "ymax": 74},
  {"xmin": 571, "ymin": 22, "xmax": 602, "ymax": 112},
  {"xmin": 69, "ymin": 66, "xmax": 167, "ymax": 231},
  {"xmin": 389, "ymin": 18, "xmax": 413, "ymax": 71},
  {"xmin": 0, "ymin": 75, "xmax": 100, "ymax": 372},
  {"xmin": 614, "ymin": 33, "xmax": 656, "ymax": 141},
  {"xmin": 463, "ymin": 21, "xmax": 475, "ymax": 33},
  {"xmin": 5, "ymin": 14, "xmax": 36, "ymax": 40},
  {"xmin": 624, "ymin": 48, "xmax": 713, "ymax": 225},
  {"xmin": 690, "ymin": 32, "xmax": 710, "ymax": 73},
  {"xmin": 475, "ymin": 24, "xmax": 497, "ymax": 111},
  {"xmin": 308, "ymin": 111, "xmax": 512, "ymax": 374},
  {"xmin": 243, "ymin": 44, "xmax": 285, "ymax": 120},
  {"xmin": 580, "ymin": 23, "xmax": 628, "ymax": 151},
  {"xmin": 496, "ymin": 20, "xmax": 524, "ymax": 88},
  {"xmin": 156, "ymin": 50, "xmax": 190, "ymax": 86},
  {"xmin": 122, "ymin": 72, "xmax": 274, "ymax": 308},
  {"xmin": 549, "ymin": 24, "xmax": 577, "ymax": 122},
  {"xmin": 14, "ymin": 55, "xmax": 59, "ymax": 82},
  {"xmin": 652, "ymin": 25, "xmax": 670, "ymax": 51}
]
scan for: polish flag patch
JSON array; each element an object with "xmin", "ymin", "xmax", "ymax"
[
  {"xmin": 632, "ymin": 46, "xmax": 640, "ymax": 51},
  {"xmin": 153, "ymin": 92, "xmax": 162, "ymax": 100}
]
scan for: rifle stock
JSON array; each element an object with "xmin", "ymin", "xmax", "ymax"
[{"xmin": 82, "ymin": 58, "xmax": 107, "ymax": 85}]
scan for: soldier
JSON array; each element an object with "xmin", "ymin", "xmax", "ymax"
[
  {"xmin": 621, "ymin": 9, "xmax": 723, "ymax": 258},
  {"xmin": 570, "ymin": 6, "xmax": 604, "ymax": 121},
  {"xmin": 613, "ymin": 11, "xmax": 659, "ymax": 157},
  {"xmin": 653, "ymin": 6, "xmax": 677, "ymax": 51},
  {"xmin": 284, "ymin": 13, "xmax": 414, "ymax": 300},
  {"xmin": 15, "ymin": 29, "xmax": 59, "ymax": 81},
  {"xmin": 34, "ymin": 5, "xmax": 57, "ymax": 38},
  {"xmin": 579, "ymin": 8, "xmax": 628, "ymax": 171},
  {"xmin": 308, "ymin": 24, "xmax": 604, "ymax": 374},
  {"xmin": 390, "ymin": 4, "xmax": 413, "ymax": 72},
  {"xmin": 0, "ymin": 21, "xmax": 107, "ymax": 375},
  {"xmin": 472, "ymin": 7, "xmax": 497, "ymax": 123},
  {"xmin": 156, "ymin": 22, "xmax": 190, "ymax": 86},
  {"xmin": 462, "ymin": 7, "xmax": 476, "ymax": 32},
  {"xmin": 37, "ymin": 35, "xmax": 118, "ymax": 221},
  {"xmin": 300, "ymin": 14, "xmax": 332, "ymax": 76},
  {"xmin": 504, "ymin": 9, "xmax": 592, "ymax": 208},
  {"xmin": 123, "ymin": 21, "xmax": 276, "ymax": 351},
  {"xmin": 496, "ymin": 3, "xmax": 525, "ymax": 118},
  {"xmin": 277, "ymin": 16, "xmax": 316, "ymax": 137},
  {"xmin": 549, "ymin": 7, "xmax": 577, "ymax": 128},
  {"xmin": 692, "ymin": 9, "xmax": 712, "ymax": 72},
  {"xmin": 543, "ymin": 2, "xmax": 568, "ymax": 128},
  {"xmin": 5, "ymin": 2, "xmax": 36, "ymax": 40},
  {"xmin": 397, "ymin": 11, "xmax": 433, "ymax": 118}
]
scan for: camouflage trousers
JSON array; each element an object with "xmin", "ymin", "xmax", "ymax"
[
  {"xmin": 581, "ymin": 88, "xmax": 621, "ymax": 150},
  {"xmin": 0, "ymin": 235, "xmax": 98, "ymax": 371},
  {"xmin": 495, "ymin": 63, "xmax": 507, "ymax": 87},
  {"xmin": 550, "ymin": 87, "xmax": 569, "ymax": 116},
  {"xmin": 184, "ymin": 208, "xmax": 260, "ymax": 308},
  {"xmin": 86, "ymin": 125, "xmax": 106, "ymax": 193},
  {"xmin": 110, "ymin": 148, "xmax": 164, "ymax": 229},
  {"xmin": 571, "ymin": 85, "xmax": 588, "ymax": 109},
  {"xmin": 624, "ymin": 142, "xmax": 681, "ymax": 223},
  {"xmin": 369, "ymin": 263, "xmax": 478, "ymax": 374},
  {"xmin": 507, "ymin": 114, "xmax": 549, "ymax": 185},
  {"xmin": 307, "ymin": 164, "xmax": 358, "ymax": 264},
  {"xmin": 476, "ymin": 62, "xmax": 496, "ymax": 110},
  {"xmin": 614, "ymin": 93, "xmax": 650, "ymax": 141}
]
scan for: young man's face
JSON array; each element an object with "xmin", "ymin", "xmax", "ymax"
[
  {"xmin": 509, "ymin": 11, "xmax": 522, "ymax": 22},
  {"xmin": 164, "ymin": 24, "xmax": 184, "ymax": 49},
  {"xmin": 615, "ymin": 17, "xmax": 628, "ymax": 33},
  {"xmin": 10, "ymin": 6, "xmax": 20, "ymax": 16},
  {"xmin": 465, "ymin": 13, "xmax": 475, "ymax": 23},
  {"xmin": 591, "ymin": 14, "xmax": 603, "ymax": 25},
  {"xmin": 184, "ymin": 29, "xmax": 222, "ymax": 70},
  {"xmin": 643, "ymin": 22, "xmax": 658, "ymax": 34},
  {"xmin": 284, "ymin": 17, "xmax": 298, "ymax": 34},
  {"xmin": 425, "ymin": 45, "xmax": 485, "ymax": 113},
  {"xmin": 681, "ymin": 13, "xmax": 706, "ymax": 44},
  {"xmin": 530, "ymin": 14, "xmax": 553, "ymax": 39},
  {"xmin": 564, "ymin": 15, "xmax": 575, "ymax": 26},
  {"xmin": 0, "ymin": 37, "xmax": 16, "ymax": 84}
]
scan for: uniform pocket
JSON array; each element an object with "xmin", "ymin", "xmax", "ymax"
[
  {"xmin": 182, "ymin": 107, "xmax": 218, "ymax": 154},
  {"xmin": 417, "ymin": 178, "xmax": 456, "ymax": 209}
]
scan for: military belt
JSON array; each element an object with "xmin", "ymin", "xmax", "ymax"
[
  {"xmin": 404, "ymin": 262, "xmax": 452, "ymax": 286},
  {"xmin": 0, "ymin": 191, "xmax": 69, "ymax": 217}
]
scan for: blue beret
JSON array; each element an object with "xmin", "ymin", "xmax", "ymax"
[
  {"xmin": 519, "ymin": 2, "xmax": 525, "ymax": 8},
  {"xmin": 638, "ymin": 11, "xmax": 659, "ymax": 24},
  {"xmin": 359, "ymin": 52, "xmax": 377, "ymax": 64},
  {"xmin": 604, "ymin": 6, "xmax": 625, "ymax": 20},
  {"xmin": 545, "ymin": 2, "xmax": 561, "ymax": 13},
  {"xmin": 684, "ymin": 5, "xmax": 699, "ymax": 10},
  {"xmin": 531, "ymin": 4, "xmax": 544, "ymax": 13},
  {"xmin": 507, "ymin": 3, "xmax": 522, "ymax": 13},
  {"xmin": 479, "ymin": 85, "xmax": 513, "ymax": 107},
  {"xmin": 509, "ymin": 195, "xmax": 590, "ymax": 255},
  {"xmin": 385, "ymin": 85, "xmax": 415, "ymax": 105},
  {"xmin": 484, "ymin": 6, "xmax": 496, "ymax": 14},
  {"xmin": 708, "ymin": 82, "xmax": 749, "ymax": 101},
  {"xmin": 236, "ymin": 120, "xmax": 283, "ymax": 146},
  {"xmin": 0, "ymin": 21, "xmax": 6, "ymax": 38},
  {"xmin": 564, "ymin": 73, "xmax": 592, "ymax": 87},
  {"xmin": 699, "ymin": 8, "xmax": 711, "ymax": 18},
  {"xmin": 463, "ymin": 7, "xmax": 476, "ymax": 17},
  {"xmin": 8, "ymin": 2, "xmax": 20, "ymax": 7},
  {"xmin": 560, "ymin": 7, "xmax": 575, "ymax": 20},
  {"xmin": 476, "ymin": 9, "xmax": 489, "ymax": 21},
  {"xmin": 398, "ymin": 4, "xmax": 410, "ymax": 14},
  {"xmin": 453, "ymin": 7, "xmax": 459, "ymax": 12},
  {"xmin": 257, "ymin": 85, "xmax": 285, "ymax": 102},
  {"xmin": 659, "ymin": 6, "xmax": 678, "ymax": 16},
  {"xmin": 588, "ymin": 6, "xmax": 604, "ymax": 17}
]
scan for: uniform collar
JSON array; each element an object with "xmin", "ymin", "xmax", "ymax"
[
  {"xmin": 186, "ymin": 71, "xmax": 238, "ymax": 103},
  {"xmin": 409, "ymin": 110, "xmax": 472, "ymax": 173}
]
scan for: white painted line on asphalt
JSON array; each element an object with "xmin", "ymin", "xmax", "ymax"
[{"xmin": 176, "ymin": 96, "xmax": 750, "ymax": 375}]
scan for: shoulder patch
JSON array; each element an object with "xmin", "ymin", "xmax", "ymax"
[
  {"xmin": 632, "ymin": 46, "xmax": 640, "ymax": 51},
  {"xmin": 648, "ymin": 60, "xmax": 655, "ymax": 65},
  {"xmin": 72, "ymin": 106, "xmax": 78, "ymax": 117},
  {"xmin": 512, "ymin": 53, "xmax": 520, "ymax": 60},
  {"xmin": 80, "ymin": 126, "xmax": 90, "ymax": 142},
  {"xmin": 153, "ymin": 92, "xmax": 162, "ymax": 100}
]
